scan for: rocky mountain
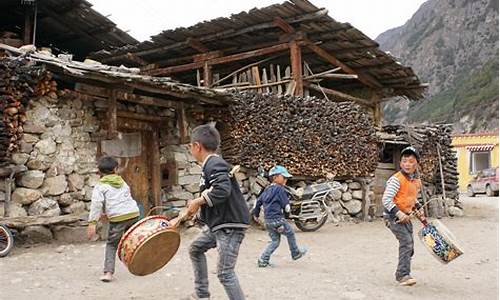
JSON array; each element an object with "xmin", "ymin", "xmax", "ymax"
[{"xmin": 377, "ymin": 0, "xmax": 499, "ymax": 133}]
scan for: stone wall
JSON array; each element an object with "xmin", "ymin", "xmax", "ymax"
[
  {"xmin": 0, "ymin": 91, "xmax": 196, "ymax": 243},
  {"xmin": 0, "ymin": 92, "xmax": 99, "ymax": 242}
]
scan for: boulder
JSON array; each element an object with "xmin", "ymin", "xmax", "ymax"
[
  {"xmin": 28, "ymin": 198, "xmax": 61, "ymax": 216},
  {"xmin": 348, "ymin": 182, "xmax": 362, "ymax": 190},
  {"xmin": 11, "ymin": 188, "xmax": 42, "ymax": 205},
  {"xmin": 7, "ymin": 203, "xmax": 28, "ymax": 217},
  {"xmin": 183, "ymin": 183, "xmax": 200, "ymax": 193},
  {"xmin": 35, "ymin": 139, "xmax": 57, "ymax": 155},
  {"xmin": 343, "ymin": 200, "xmax": 362, "ymax": 216},
  {"xmin": 178, "ymin": 175, "xmax": 200, "ymax": 186},
  {"xmin": 58, "ymin": 193, "xmax": 74, "ymax": 206},
  {"xmin": 18, "ymin": 170, "xmax": 45, "ymax": 189},
  {"xmin": 52, "ymin": 225, "xmax": 87, "ymax": 243},
  {"xmin": 68, "ymin": 173, "xmax": 85, "ymax": 191},
  {"xmin": 61, "ymin": 201, "xmax": 86, "ymax": 214},
  {"xmin": 188, "ymin": 165, "xmax": 202, "ymax": 175},
  {"xmin": 12, "ymin": 153, "xmax": 30, "ymax": 165},
  {"xmin": 26, "ymin": 159, "xmax": 49, "ymax": 171},
  {"xmin": 43, "ymin": 175, "xmax": 67, "ymax": 196},
  {"xmin": 20, "ymin": 225, "xmax": 53, "ymax": 243},
  {"xmin": 341, "ymin": 192, "xmax": 353, "ymax": 202},
  {"xmin": 352, "ymin": 190, "xmax": 364, "ymax": 200}
]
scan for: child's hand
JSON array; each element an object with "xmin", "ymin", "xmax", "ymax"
[
  {"xmin": 168, "ymin": 217, "xmax": 181, "ymax": 229},
  {"xmin": 186, "ymin": 198, "xmax": 204, "ymax": 216},
  {"xmin": 395, "ymin": 211, "xmax": 410, "ymax": 224},
  {"xmin": 99, "ymin": 214, "xmax": 109, "ymax": 223},
  {"xmin": 87, "ymin": 224, "xmax": 97, "ymax": 240}
]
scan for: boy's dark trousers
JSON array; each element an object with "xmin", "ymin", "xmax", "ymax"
[
  {"xmin": 189, "ymin": 226, "xmax": 246, "ymax": 300},
  {"xmin": 104, "ymin": 217, "xmax": 138, "ymax": 273},
  {"xmin": 384, "ymin": 215, "xmax": 414, "ymax": 281}
]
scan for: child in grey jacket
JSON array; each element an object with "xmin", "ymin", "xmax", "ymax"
[{"xmin": 87, "ymin": 156, "xmax": 139, "ymax": 282}]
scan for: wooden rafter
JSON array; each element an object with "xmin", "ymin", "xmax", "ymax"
[
  {"xmin": 274, "ymin": 17, "xmax": 295, "ymax": 33},
  {"xmin": 303, "ymin": 39, "xmax": 383, "ymax": 89},
  {"xmin": 145, "ymin": 42, "xmax": 296, "ymax": 76},
  {"xmin": 305, "ymin": 82, "xmax": 374, "ymax": 107},
  {"xmin": 126, "ymin": 52, "xmax": 148, "ymax": 66},
  {"xmin": 187, "ymin": 38, "xmax": 210, "ymax": 53},
  {"xmin": 74, "ymin": 83, "xmax": 179, "ymax": 108}
]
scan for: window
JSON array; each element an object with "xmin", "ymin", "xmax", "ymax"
[{"xmin": 469, "ymin": 151, "xmax": 491, "ymax": 174}]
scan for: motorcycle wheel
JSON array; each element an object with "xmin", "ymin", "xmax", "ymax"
[
  {"xmin": 294, "ymin": 214, "xmax": 328, "ymax": 232},
  {"xmin": 0, "ymin": 225, "xmax": 14, "ymax": 257}
]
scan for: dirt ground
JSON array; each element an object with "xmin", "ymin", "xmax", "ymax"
[{"xmin": 0, "ymin": 195, "xmax": 498, "ymax": 300}]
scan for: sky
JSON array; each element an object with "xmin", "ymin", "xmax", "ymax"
[{"xmin": 88, "ymin": 0, "xmax": 428, "ymax": 41}]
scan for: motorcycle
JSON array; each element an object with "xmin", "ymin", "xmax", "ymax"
[
  {"xmin": 252, "ymin": 181, "xmax": 341, "ymax": 232},
  {"xmin": 284, "ymin": 181, "xmax": 341, "ymax": 232}
]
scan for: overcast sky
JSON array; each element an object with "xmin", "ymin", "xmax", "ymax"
[{"xmin": 88, "ymin": 0, "xmax": 428, "ymax": 41}]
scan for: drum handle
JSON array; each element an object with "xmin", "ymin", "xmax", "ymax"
[{"xmin": 147, "ymin": 206, "xmax": 170, "ymax": 217}]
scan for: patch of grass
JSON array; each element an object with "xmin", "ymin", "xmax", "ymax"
[{"xmin": 408, "ymin": 58, "xmax": 499, "ymax": 123}]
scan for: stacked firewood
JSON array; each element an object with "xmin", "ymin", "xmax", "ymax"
[
  {"xmin": 382, "ymin": 124, "xmax": 459, "ymax": 201},
  {"xmin": 35, "ymin": 72, "xmax": 58, "ymax": 98},
  {"xmin": 208, "ymin": 92, "xmax": 379, "ymax": 177},
  {"xmin": 0, "ymin": 58, "xmax": 46, "ymax": 165}
]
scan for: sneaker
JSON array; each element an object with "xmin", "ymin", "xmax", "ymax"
[
  {"xmin": 398, "ymin": 275, "xmax": 417, "ymax": 286},
  {"xmin": 181, "ymin": 293, "xmax": 210, "ymax": 300},
  {"xmin": 257, "ymin": 259, "xmax": 270, "ymax": 268},
  {"xmin": 292, "ymin": 248, "xmax": 307, "ymax": 260},
  {"xmin": 99, "ymin": 272, "xmax": 113, "ymax": 282}
]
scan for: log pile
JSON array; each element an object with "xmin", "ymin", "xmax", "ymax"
[
  {"xmin": 0, "ymin": 58, "xmax": 47, "ymax": 165},
  {"xmin": 382, "ymin": 124, "xmax": 460, "ymax": 202},
  {"xmin": 209, "ymin": 92, "xmax": 379, "ymax": 177}
]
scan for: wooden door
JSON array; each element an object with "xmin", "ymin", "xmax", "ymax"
[
  {"xmin": 373, "ymin": 163, "xmax": 396, "ymax": 217},
  {"xmin": 118, "ymin": 130, "xmax": 153, "ymax": 215}
]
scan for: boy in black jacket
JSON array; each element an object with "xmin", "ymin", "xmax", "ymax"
[{"xmin": 171, "ymin": 124, "xmax": 249, "ymax": 300}]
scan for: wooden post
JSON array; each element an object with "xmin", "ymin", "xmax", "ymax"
[
  {"xmin": 359, "ymin": 177, "xmax": 371, "ymax": 221},
  {"xmin": 151, "ymin": 130, "xmax": 161, "ymax": 208},
  {"xmin": 371, "ymin": 91, "xmax": 382, "ymax": 128},
  {"xmin": 251, "ymin": 66, "xmax": 262, "ymax": 93},
  {"xmin": 203, "ymin": 61, "xmax": 212, "ymax": 87},
  {"xmin": 177, "ymin": 103, "xmax": 189, "ymax": 144},
  {"xmin": 289, "ymin": 41, "xmax": 303, "ymax": 96},
  {"xmin": 24, "ymin": 7, "xmax": 33, "ymax": 44},
  {"xmin": 107, "ymin": 90, "xmax": 118, "ymax": 139},
  {"xmin": 436, "ymin": 143, "xmax": 449, "ymax": 216}
]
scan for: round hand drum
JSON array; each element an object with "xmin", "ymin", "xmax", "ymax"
[
  {"xmin": 418, "ymin": 219, "xmax": 463, "ymax": 264},
  {"xmin": 117, "ymin": 216, "xmax": 180, "ymax": 276}
]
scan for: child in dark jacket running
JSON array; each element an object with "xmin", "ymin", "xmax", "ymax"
[
  {"xmin": 170, "ymin": 124, "xmax": 250, "ymax": 300},
  {"xmin": 253, "ymin": 165, "xmax": 307, "ymax": 267}
]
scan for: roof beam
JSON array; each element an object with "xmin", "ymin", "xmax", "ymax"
[
  {"xmin": 305, "ymin": 82, "xmax": 374, "ymax": 107},
  {"xmin": 126, "ymin": 52, "xmax": 148, "ymax": 66},
  {"xmin": 303, "ymin": 39, "xmax": 383, "ymax": 89},
  {"xmin": 75, "ymin": 83, "xmax": 178, "ymax": 108},
  {"xmin": 145, "ymin": 42, "xmax": 294, "ymax": 76},
  {"xmin": 274, "ymin": 17, "xmax": 295, "ymax": 33},
  {"xmin": 187, "ymin": 38, "xmax": 210, "ymax": 53}
]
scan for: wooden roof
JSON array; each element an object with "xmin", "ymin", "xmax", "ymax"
[
  {"xmin": 0, "ymin": 0, "xmax": 137, "ymax": 59},
  {"xmin": 0, "ymin": 43, "xmax": 232, "ymax": 107},
  {"xmin": 90, "ymin": 0, "xmax": 426, "ymax": 100}
]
